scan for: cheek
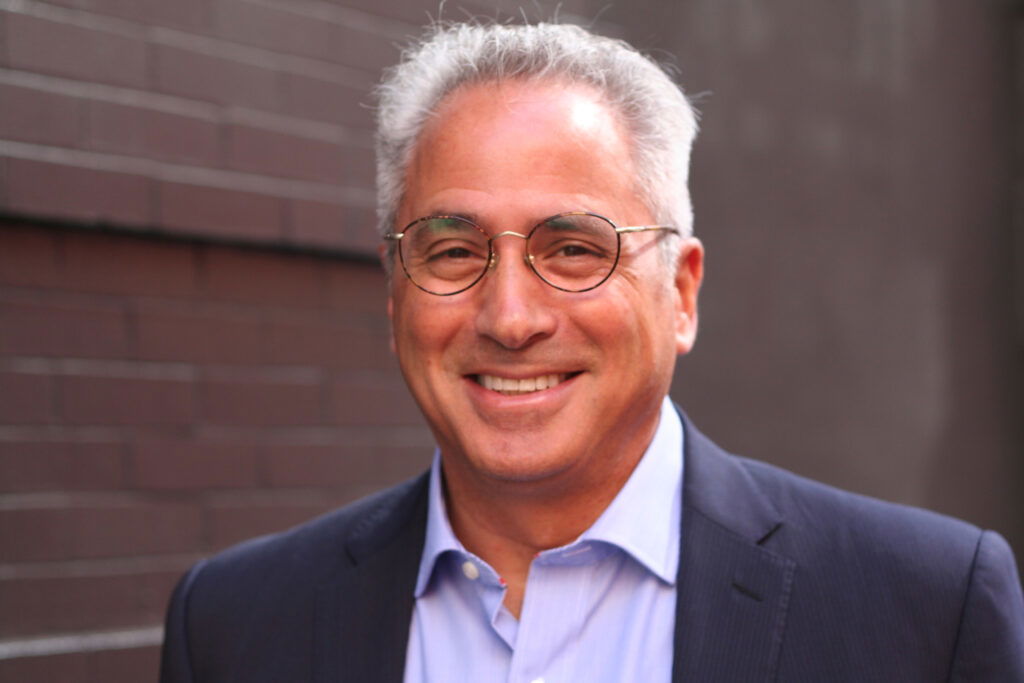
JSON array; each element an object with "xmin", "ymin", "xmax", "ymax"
[
  {"xmin": 589, "ymin": 280, "xmax": 669, "ymax": 341},
  {"xmin": 392, "ymin": 297, "xmax": 468, "ymax": 371}
]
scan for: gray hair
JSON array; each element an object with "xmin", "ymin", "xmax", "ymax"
[{"xmin": 375, "ymin": 22, "xmax": 698, "ymax": 273}]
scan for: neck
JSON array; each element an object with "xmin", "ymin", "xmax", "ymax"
[{"xmin": 440, "ymin": 442, "xmax": 648, "ymax": 618}]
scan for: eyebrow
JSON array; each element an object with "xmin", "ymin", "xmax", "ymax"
[
  {"xmin": 420, "ymin": 209, "xmax": 481, "ymax": 223},
  {"xmin": 415, "ymin": 208, "xmax": 602, "ymax": 227}
]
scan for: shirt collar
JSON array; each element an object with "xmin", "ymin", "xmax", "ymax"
[
  {"xmin": 414, "ymin": 446, "xmax": 465, "ymax": 597},
  {"xmin": 414, "ymin": 396, "xmax": 684, "ymax": 596},
  {"xmin": 579, "ymin": 396, "xmax": 683, "ymax": 584}
]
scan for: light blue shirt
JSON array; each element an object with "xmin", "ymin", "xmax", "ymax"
[{"xmin": 403, "ymin": 397, "xmax": 684, "ymax": 683}]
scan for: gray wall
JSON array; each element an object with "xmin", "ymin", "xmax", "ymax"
[{"xmin": 601, "ymin": 1, "xmax": 1024, "ymax": 553}]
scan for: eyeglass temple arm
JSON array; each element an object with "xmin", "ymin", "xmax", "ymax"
[
  {"xmin": 615, "ymin": 225, "xmax": 679, "ymax": 235},
  {"xmin": 383, "ymin": 233, "xmax": 404, "ymax": 240}
]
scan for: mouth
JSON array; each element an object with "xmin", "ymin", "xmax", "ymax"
[{"xmin": 472, "ymin": 372, "xmax": 580, "ymax": 396}]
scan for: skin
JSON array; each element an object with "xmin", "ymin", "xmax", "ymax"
[{"xmin": 386, "ymin": 79, "xmax": 704, "ymax": 617}]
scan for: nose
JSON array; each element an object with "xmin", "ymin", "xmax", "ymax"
[{"xmin": 474, "ymin": 236, "xmax": 557, "ymax": 350}]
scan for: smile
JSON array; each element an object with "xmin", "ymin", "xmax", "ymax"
[{"xmin": 473, "ymin": 373, "xmax": 573, "ymax": 396}]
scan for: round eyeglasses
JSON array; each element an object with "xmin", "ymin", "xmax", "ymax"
[{"xmin": 384, "ymin": 211, "xmax": 678, "ymax": 296}]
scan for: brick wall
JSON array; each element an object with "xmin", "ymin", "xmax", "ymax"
[
  {"xmin": 0, "ymin": 0, "xmax": 599, "ymax": 677},
  {"xmin": 0, "ymin": 220, "xmax": 432, "ymax": 678},
  {"xmin": 0, "ymin": 0, "xmax": 592, "ymax": 252}
]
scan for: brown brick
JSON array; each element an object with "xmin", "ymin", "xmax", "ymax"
[
  {"xmin": 339, "ymin": 144, "xmax": 376, "ymax": 188},
  {"xmin": 225, "ymin": 124, "xmax": 346, "ymax": 182},
  {"xmin": 201, "ymin": 247, "xmax": 326, "ymax": 307},
  {"xmin": 286, "ymin": 198, "xmax": 347, "ymax": 249},
  {"xmin": 131, "ymin": 438, "xmax": 259, "ymax": 489},
  {"xmin": 263, "ymin": 443, "xmax": 427, "ymax": 489},
  {"xmin": 137, "ymin": 303, "xmax": 389, "ymax": 369},
  {"xmin": 134, "ymin": 306, "xmax": 266, "ymax": 364},
  {"xmin": 292, "ymin": 204, "xmax": 378, "ymax": 256},
  {"xmin": 262, "ymin": 317, "xmax": 393, "ymax": 370},
  {"xmin": 6, "ymin": 13, "xmax": 148, "ymax": 88},
  {"xmin": 0, "ymin": 502, "xmax": 203, "ymax": 561},
  {"xmin": 86, "ymin": 100, "xmax": 221, "ymax": 166},
  {"xmin": 5, "ymin": 158, "xmax": 152, "ymax": 227},
  {"xmin": 0, "ymin": 371, "xmax": 54, "ymax": 424},
  {"xmin": 0, "ymin": 569, "xmax": 179, "ymax": 637},
  {"xmin": 261, "ymin": 443, "xmax": 356, "ymax": 489},
  {"xmin": 213, "ymin": 0, "xmax": 332, "ymax": 62},
  {"xmin": 157, "ymin": 181, "xmax": 283, "ymax": 241},
  {"xmin": 211, "ymin": 1, "xmax": 400, "ymax": 69},
  {"xmin": 207, "ymin": 498, "xmax": 345, "ymax": 550},
  {"xmin": 43, "ymin": 0, "xmax": 213, "ymax": 31},
  {"xmin": 329, "ymin": 373, "xmax": 422, "ymax": 427},
  {"xmin": 370, "ymin": 443, "xmax": 433, "ymax": 480},
  {"xmin": 0, "ymin": 296, "xmax": 131, "ymax": 358},
  {"xmin": 341, "ymin": 206, "xmax": 380, "ymax": 254},
  {"xmin": 61, "ymin": 375, "xmax": 195, "ymax": 426},
  {"xmin": 324, "ymin": 22, "xmax": 403, "ymax": 74},
  {"xmin": 0, "ymin": 225, "xmax": 61, "ymax": 288},
  {"xmin": 61, "ymin": 230, "xmax": 199, "ymax": 298},
  {"xmin": 337, "ymin": 0, "xmax": 438, "ymax": 25},
  {"xmin": 0, "ymin": 439, "xmax": 126, "ymax": 493},
  {"xmin": 0, "ymin": 645, "xmax": 161, "ymax": 683},
  {"xmin": 324, "ymin": 262, "xmax": 389, "ymax": 315},
  {"xmin": 201, "ymin": 377, "xmax": 322, "ymax": 426},
  {"xmin": 1, "ymin": 150, "xmax": 9, "ymax": 203},
  {"xmin": 153, "ymin": 44, "xmax": 280, "ymax": 110},
  {"xmin": 279, "ymin": 72, "xmax": 372, "ymax": 128},
  {"xmin": 0, "ymin": 83, "xmax": 83, "ymax": 147},
  {"xmin": 348, "ymin": 0, "xmax": 535, "ymax": 26},
  {"xmin": 257, "ymin": 315, "xmax": 342, "ymax": 367}
]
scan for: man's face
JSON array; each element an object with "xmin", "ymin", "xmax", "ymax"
[{"xmin": 388, "ymin": 80, "xmax": 702, "ymax": 499}]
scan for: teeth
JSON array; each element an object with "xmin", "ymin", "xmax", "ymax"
[{"xmin": 476, "ymin": 373, "xmax": 568, "ymax": 395}]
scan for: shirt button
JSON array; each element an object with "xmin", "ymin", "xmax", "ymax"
[{"xmin": 461, "ymin": 560, "xmax": 480, "ymax": 580}]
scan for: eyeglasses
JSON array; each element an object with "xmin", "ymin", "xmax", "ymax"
[{"xmin": 384, "ymin": 211, "xmax": 678, "ymax": 296}]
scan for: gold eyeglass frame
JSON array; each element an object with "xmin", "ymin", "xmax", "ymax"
[{"xmin": 384, "ymin": 211, "xmax": 678, "ymax": 296}]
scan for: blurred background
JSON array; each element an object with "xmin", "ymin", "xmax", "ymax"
[{"xmin": 0, "ymin": 0, "xmax": 1022, "ymax": 679}]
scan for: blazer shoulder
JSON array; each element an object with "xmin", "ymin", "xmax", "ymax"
[
  {"xmin": 736, "ymin": 453, "xmax": 983, "ymax": 565},
  {"xmin": 198, "ymin": 471, "xmax": 428, "ymax": 587},
  {"xmin": 681, "ymin": 414, "xmax": 984, "ymax": 573},
  {"xmin": 683, "ymin": 411, "xmax": 1022, "ymax": 680},
  {"xmin": 745, "ymin": 454, "xmax": 974, "ymax": 544},
  {"xmin": 175, "ymin": 472, "xmax": 427, "ymax": 633},
  {"xmin": 161, "ymin": 473, "xmax": 429, "ymax": 682},
  {"xmin": 160, "ymin": 475, "xmax": 428, "ymax": 683}
]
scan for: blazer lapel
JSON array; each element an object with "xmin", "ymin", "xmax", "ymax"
[
  {"xmin": 673, "ymin": 415, "xmax": 796, "ymax": 682},
  {"xmin": 314, "ymin": 474, "xmax": 429, "ymax": 683}
]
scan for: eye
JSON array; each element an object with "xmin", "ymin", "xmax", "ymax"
[
  {"xmin": 427, "ymin": 245, "xmax": 477, "ymax": 262},
  {"xmin": 554, "ymin": 242, "xmax": 605, "ymax": 258}
]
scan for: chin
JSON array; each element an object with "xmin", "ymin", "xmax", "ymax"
[{"xmin": 455, "ymin": 434, "xmax": 582, "ymax": 485}]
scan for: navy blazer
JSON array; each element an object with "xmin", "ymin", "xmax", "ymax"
[{"xmin": 160, "ymin": 414, "xmax": 1024, "ymax": 681}]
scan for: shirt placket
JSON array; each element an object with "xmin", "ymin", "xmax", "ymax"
[{"xmin": 505, "ymin": 544, "xmax": 598, "ymax": 683}]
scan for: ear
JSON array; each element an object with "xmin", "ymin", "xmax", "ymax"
[
  {"xmin": 387, "ymin": 294, "xmax": 396, "ymax": 354},
  {"xmin": 673, "ymin": 237, "xmax": 704, "ymax": 355},
  {"xmin": 379, "ymin": 242, "xmax": 399, "ymax": 355}
]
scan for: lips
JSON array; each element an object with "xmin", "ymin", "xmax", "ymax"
[{"xmin": 473, "ymin": 373, "xmax": 574, "ymax": 396}]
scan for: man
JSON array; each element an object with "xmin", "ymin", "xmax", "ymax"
[{"xmin": 161, "ymin": 22, "xmax": 1024, "ymax": 682}]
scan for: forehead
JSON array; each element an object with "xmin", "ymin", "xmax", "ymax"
[
  {"xmin": 399, "ymin": 80, "xmax": 642, "ymax": 226},
  {"xmin": 429, "ymin": 79, "xmax": 622, "ymax": 139}
]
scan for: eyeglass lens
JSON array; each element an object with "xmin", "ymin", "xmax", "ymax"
[{"xmin": 399, "ymin": 213, "xmax": 621, "ymax": 295}]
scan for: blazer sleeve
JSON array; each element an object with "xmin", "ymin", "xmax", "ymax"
[
  {"xmin": 947, "ymin": 530, "xmax": 1024, "ymax": 681},
  {"xmin": 159, "ymin": 561, "xmax": 206, "ymax": 683}
]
